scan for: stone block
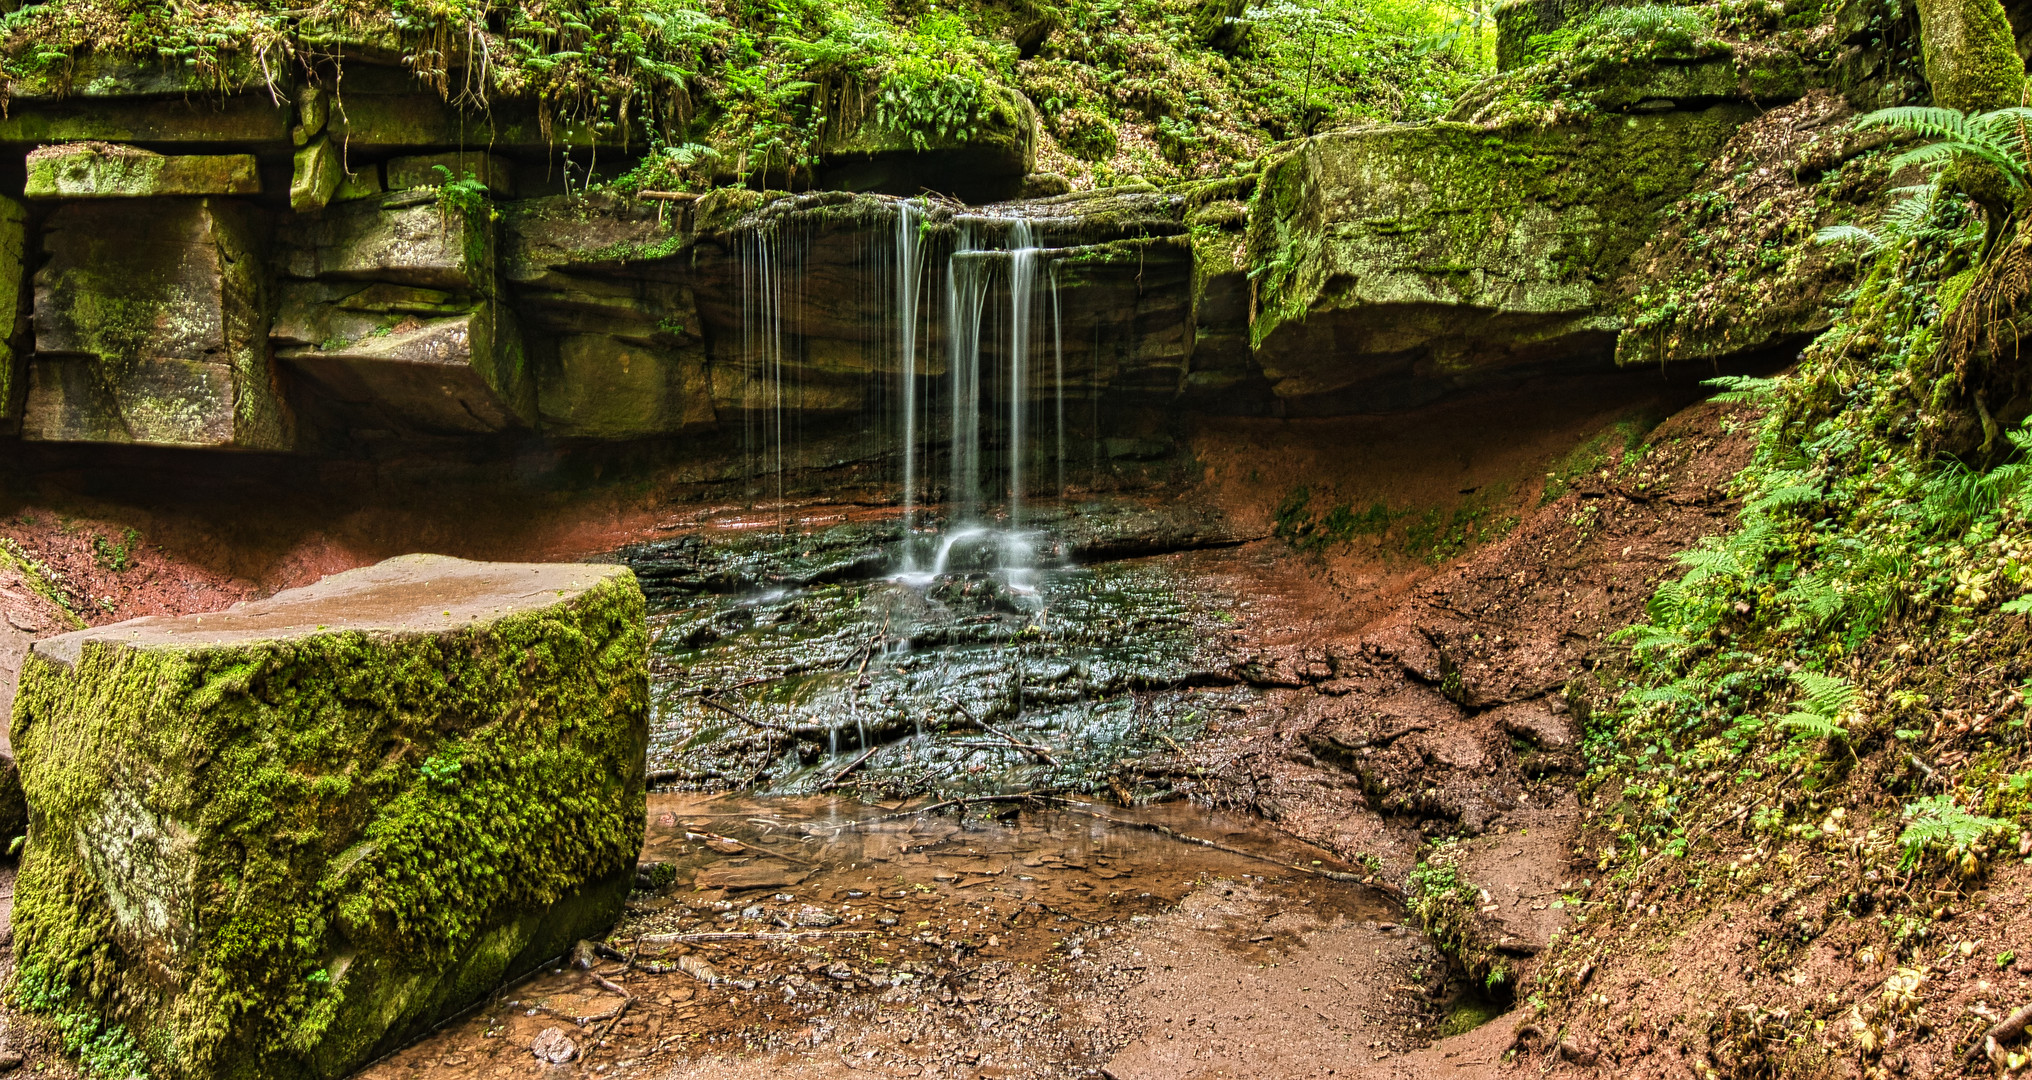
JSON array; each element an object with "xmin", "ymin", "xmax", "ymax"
[
  {"xmin": 24, "ymin": 143, "xmax": 259, "ymax": 199},
  {"xmin": 326, "ymin": 95, "xmax": 627, "ymax": 153},
  {"xmin": 25, "ymin": 199, "xmax": 291, "ymax": 450},
  {"xmin": 278, "ymin": 305, "xmax": 532, "ymax": 434},
  {"xmin": 293, "ymin": 87, "xmax": 329, "ymax": 147},
  {"xmin": 0, "ymin": 196, "xmax": 25, "ymax": 430},
  {"xmin": 334, "ymin": 167, "xmax": 383, "ymax": 202},
  {"xmin": 816, "ymin": 83, "xmax": 1037, "ymax": 202},
  {"xmin": 386, "ymin": 152, "xmax": 514, "ymax": 198},
  {"xmin": 539, "ymin": 334, "xmax": 715, "ymax": 439},
  {"xmin": 0, "ymin": 96, "xmax": 292, "ymax": 147},
  {"xmin": 286, "ymin": 197, "xmax": 488, "ymax": 291},
  {"xmin": 3, "ymin": 52, "xmax": 273, "ymax": 102},
  {"xmin": 9, "ymin": 554, "xmax": 647, "ymax": 1080},
  {"xmin": 1244, "ymin": 106, "xmax": 1751, "ymax": 410},
  {"xmin": 291, "ymin": 134, "xmax": 343, "ymax": 212}
]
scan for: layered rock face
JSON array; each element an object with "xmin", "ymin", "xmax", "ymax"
[
  {"xmin": 8, "ymin": 554, "xmax": 648, "ymax": 1080},
  {"xmin": 0, "ymin": 47, "xmax": 1831, "ymax": 459}
]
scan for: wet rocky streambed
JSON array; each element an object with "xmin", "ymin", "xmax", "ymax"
[{"xmin": 358, "ymin": 512, "xmax": 1490, "ymax": 1079}]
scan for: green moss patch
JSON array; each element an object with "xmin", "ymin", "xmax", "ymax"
[{"xmin": 10, "ymin": 555, "xmax": 648, "ymax": 1080}]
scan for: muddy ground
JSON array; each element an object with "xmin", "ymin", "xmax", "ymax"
[{"xmin": 0, "ymin": 369, "xmax": 1786, "ymax": 1080}]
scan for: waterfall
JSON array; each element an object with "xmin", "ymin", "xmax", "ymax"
[
  {"xmin": 738, "ymin": 217, "xmax": 807, "ymax": 517},
  {"xmin": 733, "ymin": 197, "xmax": 1075, "ymax": 582},
  {"xmin": 1006, "ymin": 220, "xmax": 1036, "ymax": 532},
  {"xmin": 897, "ymin": 201, "xmax": 924, "ymax": 572},
  {"xmin": 1051, "ymin": 265, "xmax": 1065, "ymax": 504},
  {"xmin": 946, "ymin": 225, "xmax": 991, "ymax": 527}
]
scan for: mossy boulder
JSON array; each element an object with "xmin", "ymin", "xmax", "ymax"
[
  {"xmin": 24, "ymin": 198, "xmax": 293, "ymax": 450},
  {"xmin": 8, "ymin": 554, "xmax": 648, "ymax": 1080},
  {"xmin": 1244, "ymin": 106, "xmax": 1751, "ymax": 411},
  {"xmin": 24, "ymin": 143, "xmax": 259, "ymax": 199}
]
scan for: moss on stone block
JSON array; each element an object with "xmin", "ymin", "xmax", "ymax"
[
  {"xmin": 290, "ymin": 135, "xmax": 342, "ymax": 213},
  {"xmin": 9, "ymin": 554, "xmax": 648, "ymax": 1080},
  {"xmin": 1243, "ymin": 106, "xmax": 1749, "ymax": 406},
  {"xmin": 25, "ymin": 198, "xmax": 292, "ymax": 450},
  {"xmin": 3, "ymin": 52, "xmax": 272, "ymax": 103},
  {"xmin": 816, "ymin": 83, "xmax": 1037, "ymax": 201},
  {"xmin": 385, "ymin": 152, "xmax": 514, "ymax": 198},
  {"xmin": 0, "ymin": 97, "xmax": 291, "ymax": 147},
  {"xmin": 278, "ymin": 305, "xmax": 532, "ymax": 435},
  {"xmin": 538, "ymin": 334, "xmax": 715, "ymax": 439},
  {"xmin": 285, "ymin": 197, "xmax": 487, "ymax": 292},
  {"xmin": 24, "ymin": 143, "xmax": 259, "ymax": 199}
]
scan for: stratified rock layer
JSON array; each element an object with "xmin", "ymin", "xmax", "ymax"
[{"xmin": 9, "ymin": 554, "xmax": 648, "ymax": 1080}]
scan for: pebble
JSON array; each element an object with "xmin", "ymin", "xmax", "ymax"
[{"xmin": 530, "ymin": 1027, "xmax": 577, "ymax": 1064}]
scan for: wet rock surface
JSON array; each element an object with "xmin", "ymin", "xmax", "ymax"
[{"xmin": 622, "ymin": 503, "xmax": 1265, "ymax": 800}]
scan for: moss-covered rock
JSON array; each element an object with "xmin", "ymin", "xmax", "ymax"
[
  {"xmin": 818, "ymin": 82, "xmax": 1039, "ymax": 203},
  {"xmin": 0, "ymin": 96, "xmax": 292, "ymax": 148},
  {"xmin": 9, "ymin": 554, "xmax": 648, "ymax": 1080},
  {"xmin": 24, "ymin": 143, "xmax": 259, "ymax": 199},
  {"xmin": 1244, "ymin": 106, "xmax": 1750, "ymax": 410},
  {"xmin": 276, "ymin": 194, "xmax": 536, "ymax": 433},
  {"xmin": 289, "ymin": 135, "xmax": 342, "ymax": 213},
  {"xmin": 385, "ymin": 152, "xmax": 514, "ymax": 198},
  {"xmin": 23, "ymin": 198, "xmax": 293, "ymax": 450}
]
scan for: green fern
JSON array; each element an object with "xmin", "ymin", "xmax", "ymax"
[
  {"xmin": 1899, "ymin": 794, "xmax": 2010, "ymax": 866},
  {"xmin": 1702, "ymin": 375, "xmax": 1780, "ymax": 406},
  {"xmin": 1791, "ymin": 670, "xmax": 1860, "ymax": 717},
  {"xmin": 1777, "ymin": 710, "xmax": 1844, "ymax": 740},
  {"xmin": 1608, "ymin": 622, "xmax": 1689, "ymax": 656},
  {"xmin": 1814, "ymin": 223, "xmax": 1881, "ymax": 251},
  {"xmin": 1854, "ymin": 106, "xmax": 2032, "ymax": 189}
]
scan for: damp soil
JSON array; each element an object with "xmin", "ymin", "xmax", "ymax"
[{"xmin": 352, "ymin": 794, "xmax": 1463, "ymax": 1080}]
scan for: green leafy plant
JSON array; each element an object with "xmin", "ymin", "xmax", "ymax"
[{"xmin": 1898, "ymin": 794, "xmax": 2010, "ymax": 869}]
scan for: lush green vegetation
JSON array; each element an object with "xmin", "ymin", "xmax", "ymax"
[
  {"xmin": 0, "ymin": 0, "xmax": 1492, "ymax": 189},
  {"xmin": 1559, "ymin": 104, "xmax": 2032, "ymax": 1023}
]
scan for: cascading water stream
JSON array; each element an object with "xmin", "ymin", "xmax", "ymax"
[
  {"xmin": 735, "ymin": 198, "xmax": 1070, "ymax": 585},
  {"xmin": 897, "ymin": 201, "xmax": 924, "ymax": 573}
]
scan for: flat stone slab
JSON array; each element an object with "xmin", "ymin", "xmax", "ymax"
[
  {"xmin": 11, "ymin": 553, "xmax": 648, "ymax": 1080},
  {"xmin": 31, "ymin": 555, "xmax": 622, "ymax": 663},
  {"xmin": 25, "ymin": 142, "xmax": 258, "ymax": 198}
]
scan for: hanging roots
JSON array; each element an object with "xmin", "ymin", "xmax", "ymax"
[{"xmin": 1942, "ymin": 220, "xmax": 2032, "ymax": 383}]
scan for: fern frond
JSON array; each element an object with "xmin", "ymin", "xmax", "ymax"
[
  {"xmin": 1748, "ymin": 484, "xmax": 1822, "ymax": 515},
  {"xmin": 1611, "ymin": 623, "xmax": 1689, "ymax": 656},
  {"xmin": 1899, "ymin": 794, "xmax": 2009, "ymax": 864},
  {"xmin": 1790, "ymin": 670, "xmax": 1860, "ymax": 717},
  {"xmin": 1702, "ymin": 375, "xmax": 1779, "ymax": 405},
  {"xmin": 1854, "ymin": 105, "xmax": 1973, "ymax": 142},
  {"xmin": 1778, "ymin": 710, "xmax": 1844, "ymax": 741},
  {"xmin": 1814, "ymin": 224, "xmax": 1882, "ymax": 250}
]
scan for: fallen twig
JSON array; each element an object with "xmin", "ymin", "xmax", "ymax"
[
  {"xmin": 634, "ymin": 930, "xmax": 876, "ymax": 945},
  {"xmin": 1949, "ymin": 1001, "xmax": 2032, "ymax": 1073},
  {"xmin": 575, "ymin": 979, "xmax": 633, "ymax": 1073},
  {"xmin": 824, "ymin": 744, "xmax": 881, "ymax": 789}
]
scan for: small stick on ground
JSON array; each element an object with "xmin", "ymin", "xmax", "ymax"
[
  {"xmin": 575, "ymin": 977, "xmax": 634, "ymax": 1073},
  {"xmin": 824, "ymin": 744, "xmax": 880, "ymax": 789},
  {"xmin": 635, "ymin": 930, "xmax": 877, "ymax": 945}
]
